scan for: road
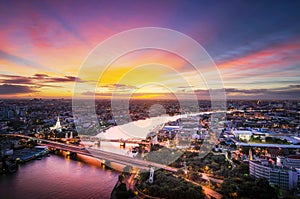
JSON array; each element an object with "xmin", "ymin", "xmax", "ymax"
[
  {"xmin": 8, "ymin": 134, "xmax": 176, "ymax": 171},
  {"xmin": 201, "ymin": 172, "xmax": 224, "ymax": 184}
]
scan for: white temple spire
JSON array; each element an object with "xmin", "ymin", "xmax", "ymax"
[{"xmin": 50, "ymin": 116, "xmax": 62, "ymax": 132}]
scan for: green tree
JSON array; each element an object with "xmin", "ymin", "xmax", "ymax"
[
  {"xmin": 221, "ymin": 176, "xmax": 278, "ymax": 199},
  {"xmin": 188, "ymin": 171, "xmax": 201, "ymax": 182},
  {"xmin": 123, "ymin": 165, "xmax": 132, "ymax": 175}
]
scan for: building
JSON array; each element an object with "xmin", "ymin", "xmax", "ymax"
[
  {"xmin": 269, "ymin": 169, "xmax": 297, "ymax": 190},
  {"xmin": 297, "ymin": 168, "xmax": 300, "ymax": 189},
  {"xmin": 232, "ymin": 130, "xmax": 253, "ymax": 141},
  {"xmin": 250, "ymin": 159, "xmax": 300, "ymax": 190},
  {"xmin": 50, "ymin": 116, "xmax": 62, "ymax": 132},
  {"xmin": 276, "ymin": 155, "xmax": 300, "ymax": 169},
  {"xmin": 249, "ymin": 160, "xmax": 271, "ymax": 179}
]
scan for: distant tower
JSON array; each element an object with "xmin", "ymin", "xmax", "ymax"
[
  {"xmin": 149, "ymin": 167, "xmax": 154, "ymax": 184},
  {"xmin": 50, "ymin": 116, "xmax": 62, "ymax": 132},
  {"xmin": 70, "ymin": 132, "xmax": 73, "ymax": 139},
  {"xmin": 249, "ymin": 148, "xmax": 253, "ymax": 161}
]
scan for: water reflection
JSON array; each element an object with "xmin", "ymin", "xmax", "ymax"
[{"xmin": 0, "ymin": 155, "xmax": 119, "ymax": 199}]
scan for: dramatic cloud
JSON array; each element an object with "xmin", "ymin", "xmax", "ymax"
[
  {"xmin": 0, "ymin": 74, "xmax": 83, "ymax": 84},
  {"xmin": 0, "ymin": 84, "xmax": 37, "ymax": 95},
  {"xmin": 0, "ymin": 76, "xmax": 33, "ymax": 85},
  {"xmin": 0, "ymin": 49, "xmax": 47, "ymax": 70},
  {"xmin": 0, "ymin": 73, "xmax": 83, "ymax": 96},
  {"xmin": 34, "ymin": 74, "xmax": 49, "ymax": 78},
  {"xmin": 217, "ymin": 38, "xmax": 300, "ymax": 72},
  {"xmin": 81, "ymin": 85, "xmax": 300, "ymax": 100},
  {"xmin": 41, "ymin": 75, "xmax": 82, "ymax": 83},
  {"xmin": 99, "ymin": 84, "xmax": 137, "ymax": 90},
  {"xmin": 180, "ymin": 85, "xmax": 300, "ymax": 100},
  {"xmin": 224, "ymin": 85, "xmax": 300, "ymax": 99},
  {"xmin": 81, "ymin": 91, "xmax": 174, "ymax": 99},
  {"xmin": 0, "ymin": 1, "xmax": 299, "ymax": 98}
]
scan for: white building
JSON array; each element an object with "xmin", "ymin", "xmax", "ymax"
[
  {"xmin": 269, "ymin": 169, "xmax": 298, "ymax": 190},
  {"xmin": 232, "ymin": 130, "xmax": 253, "ymax": 141},
  {"xmin": 50, "ymin": 116, "xmax": 62, "ymax": 132},
  {"xmin": 249, "ymin": 159, "xmax": 271, "ymax": 179},
  {"xmin": 250, "ymin": 159, "xmax": 300, "ymax": 190},
  {"xmin": 276, "ymin": 155, "xmax": 300, "ymax": 169}
]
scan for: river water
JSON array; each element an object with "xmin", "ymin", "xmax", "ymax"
[{"xmin": 0, "ymin": 155, "xmax": 119, "ymax": 199}]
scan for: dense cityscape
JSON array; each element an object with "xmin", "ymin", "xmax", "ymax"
[{"xmin": 1, "ymin": 99, "xmax": 300, "ymax": 198}]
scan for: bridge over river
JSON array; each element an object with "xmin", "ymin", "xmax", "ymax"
[
  {"xmin": 8, "ymin": 134, "xmax": 176, "ymax": 171},
  {"xmin": 80, "ymin": 135, "xmax": 150, "ymax": 147},
  {"xmin": 6, "ymin": 134, "xmax": 222, "ymax": 199}
]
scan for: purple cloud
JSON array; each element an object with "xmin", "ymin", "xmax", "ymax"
[{"xmin": 0, "ymin": 84, "xmax": 37, "ymax": 95}]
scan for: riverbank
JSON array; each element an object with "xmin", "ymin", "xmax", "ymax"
[
  {"xmin": 0, "ymin": 146, "xmax": 49, "ymax": 175},
  {"xmin": 13, "ymin": 147, "xmax": 48, "ymax": 163}
]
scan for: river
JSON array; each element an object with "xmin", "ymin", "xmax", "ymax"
[
  {"xmin": 0, "ymin": 155, "xmax": 119, "ymax": 199},
  {"xmin": 0, "ymin": 112, "xmax": 212, "ymax": 199}
]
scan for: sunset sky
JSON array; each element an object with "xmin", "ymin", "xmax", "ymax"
[{"xmin": 0, "ymin": 0, "xmax": 299, "ymax": 99}]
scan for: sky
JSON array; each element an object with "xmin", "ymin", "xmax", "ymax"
[{"xmin": 0, "ymin": 0, "xmax": 299, "ymax": 99}]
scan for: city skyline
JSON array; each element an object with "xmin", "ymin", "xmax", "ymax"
[{"xmin": 0, "ymin": 0, "xmax": 300, "ymax": 99}]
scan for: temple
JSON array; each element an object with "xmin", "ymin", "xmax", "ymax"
[{"xmin": 50, "ymin": 116, "xmax": 62, "ymax": 132}]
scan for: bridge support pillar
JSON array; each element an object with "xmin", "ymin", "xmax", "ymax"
[
  {"xmin": 94, "ymin": 141, "xmax": 101, "ymax": 147},
  {"xmin": 149, "ymin": 167, "xmax": 154, "ymax": 184},
  {"xmin": 70, "ymin": 152, "xmax": 77, "ymax": 160},
  {"xmin": 100, "ymin": 159, "xmax": 105, "ymax": 167},
  {"xmin": 120, "ymin": 142, "xmax": 125, "ymax": 148}
]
